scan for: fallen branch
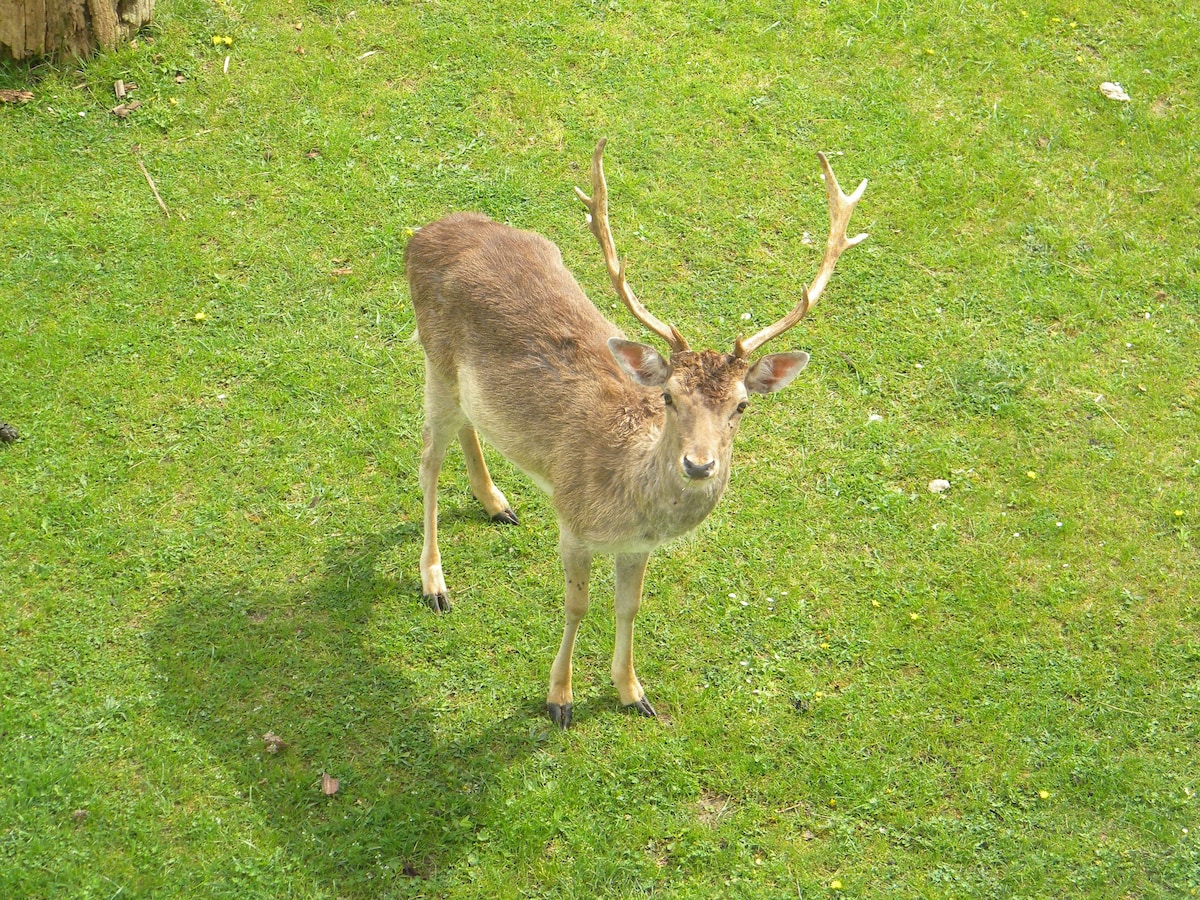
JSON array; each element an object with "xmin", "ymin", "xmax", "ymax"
[{"xmin": 136, "ymin": 155, "xmax": 171, "ymax": 219}]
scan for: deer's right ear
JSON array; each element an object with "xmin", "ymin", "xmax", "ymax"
[{"xmin": 608, "ymin": 338, "xmax": 670, "ymax": 386}]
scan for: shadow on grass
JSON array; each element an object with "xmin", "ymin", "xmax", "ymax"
[{"xmin": 147, "ymin": 524, "xmax": 548, "ymax": 893}]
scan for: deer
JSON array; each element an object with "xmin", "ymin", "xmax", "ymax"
[{"xmin": 406, "ymin": 139, "xmax": 867, "ymax": 728}]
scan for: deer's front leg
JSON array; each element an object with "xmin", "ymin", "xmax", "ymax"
[
  {"xmin": 613, "ymin": 551, "xmax": 656, "ymax": 717},
  {"xmin": 547, "ymin": 531, "xmax": 592, "ymax": 728}
]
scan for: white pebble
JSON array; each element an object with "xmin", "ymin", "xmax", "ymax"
[
  {"xmin": 867, "ymin": 414, "xmax": 883, "ymax": 424},
  {"xmin": 928, "ymin": 478, "xmax": 951, "ymax": 493}
]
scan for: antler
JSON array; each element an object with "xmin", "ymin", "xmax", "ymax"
[
  {"xmin": 733, "ymin": 152, "xmax": 868, "ymax": 358},
  {"xmin": 575, "ymin": 139, "xmax": 690, "ymax": 353}
]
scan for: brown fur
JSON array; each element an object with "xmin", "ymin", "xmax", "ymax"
[{"xmin": 670, "ymin": 351, "xmax": 749, "ymax": 402}]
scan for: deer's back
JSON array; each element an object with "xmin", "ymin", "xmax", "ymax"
[
  {"xmin": 406, "ymin": 214, "xmax": 657, "ymax": 495},
  {"xmin": 406, "ymin": 214, "xmax": 621, "ymax": 381}
]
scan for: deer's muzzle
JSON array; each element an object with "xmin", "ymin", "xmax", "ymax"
[{"xmin": 682, "ymin": 456, "xmax": 718, "ymax": 481}]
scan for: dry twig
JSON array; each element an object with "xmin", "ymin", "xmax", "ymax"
[{"xmin": 135, "ymin": 155, "xmax": 171, "ymax": 219}]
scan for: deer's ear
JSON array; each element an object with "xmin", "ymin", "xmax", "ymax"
[
  {"xmin": 608, "ymin": 338, "xmax": 670, "ymax": 386},
  {"xmin": 745, "ymin": 351, "xmax": 809, "ymax": 395}
]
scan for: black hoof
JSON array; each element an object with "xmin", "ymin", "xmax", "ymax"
[
  {"xmin": 547, "ymin": 702, "xmax": 573, "ymax": 729},
  {"xmin": 424, "ymin": 592, "xmax": 451, "ymax": 613},
  {"xmin": 491, "ymin": 508, "xmax": 519, "ymax": 526},
  {"xmin": 624, "ymin": 697, "xmax": 657, "ymax": 718}
]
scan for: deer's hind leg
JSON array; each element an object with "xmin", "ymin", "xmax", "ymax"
[
  {"xmin": 419, "ymin": 372, "xmax": 464, "ymax": 613},
  {"xmin": 458, "ymin": 425, "xmax": 518, "ymax": 525}
]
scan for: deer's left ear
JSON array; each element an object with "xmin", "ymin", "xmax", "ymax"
[{"xmin": 745, "ymin": 351, "xmax": 809, "ymax": 395}]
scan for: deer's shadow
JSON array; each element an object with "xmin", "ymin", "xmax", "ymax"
[{"xmin": 146, "ymin": 524, "xmax": 552, "ymax": 888}]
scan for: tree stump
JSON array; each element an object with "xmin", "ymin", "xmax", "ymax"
[{"xmin": 0, "ymin": 0, "xmax": 153, "ymax": 60}]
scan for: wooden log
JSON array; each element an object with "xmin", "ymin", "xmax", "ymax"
[{"xmin": 0, "ymin": 0, "xmax": 153, "ymax": 60}]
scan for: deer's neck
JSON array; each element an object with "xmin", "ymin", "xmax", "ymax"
[{"xmin": 556, "ymin": 412, "xmax": 730, "ymax": 554}]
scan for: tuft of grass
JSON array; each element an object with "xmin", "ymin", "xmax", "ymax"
[{"xmin": 2, "ymin": 0, "xmax": 1198, "ymax": 897}]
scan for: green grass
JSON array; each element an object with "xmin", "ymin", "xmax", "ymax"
[{"xmin": 2, "ymin": 0, "xmax": 1198, "ymax": 896}]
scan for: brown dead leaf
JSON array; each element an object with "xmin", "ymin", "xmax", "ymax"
[
  {"xmin": 263, "ymin": 732, "xmax": 287, "ymax": 753},
  {"xmin": 331, "ymin": 267, "xmax": 353, "ymax": 276},
  {"xmin": 175, "ymin": 73, "xmax": 186, "ymax": 84},
  {"xmin": 321, "ymin": 772, "xmax": 340, "ymax": 796},
  {"xmin": 71, "ymin": 809, "xmax": 89, "ymax": 824},
  {"xmin": 0, "ymin": 89, "xmax": 34, "ymax": 103},
  {"xmin": 306, "ymin": 149, "xmax": 321, "ymax": 159},
  {"xmin": 111, "ymin": 100, "xmax": 142, "ymax": 118}
]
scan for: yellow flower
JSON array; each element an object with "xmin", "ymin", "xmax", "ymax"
[
  {"xmin": 831, "ymin": 879, "xmax": 844, "ymax": 891},
  {"xmin": 212, "ymin": 35, "xmax": 222, "ymax": 45},
  {"xmin": 194, "ymin": 311, "xmax": 207, "ymax": 321},
  {"xmin": 1174, "ymin": 510, "xmax": 1184, "ymax": 517},
  {"xmin": 1026, "ymin": 470, "xmax": 1038, "ymax": 480},
  {"xmin": 1038, "ymin": 789, "xmax": 1051, "ymax": 800},
  {"xmin": 909, "ymin": 612, "xmax": 920, "ymax": 621}
]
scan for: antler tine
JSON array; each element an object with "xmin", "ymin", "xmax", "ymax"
[
  {"xmin": 575, "ymin": 139, "xmax": 690, "ymax": 353},
  {"xmin": 734, "ymin": 151, "xmax": 868, "ymax": 358}
]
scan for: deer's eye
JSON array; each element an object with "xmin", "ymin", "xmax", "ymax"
[
  {"xmin": 736, "ymin": 401, "xmax": 749, "ymax": 414},
  {"xmin": 662, "ymin": 392, "xmax": 674, "ymax": 407}
]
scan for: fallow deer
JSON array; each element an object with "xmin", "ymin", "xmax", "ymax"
[{"xmin": 406, "ymin": 140, "xmax": 867, "ymax": 727}]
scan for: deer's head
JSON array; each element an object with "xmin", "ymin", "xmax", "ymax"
[
  {"xmin": 576, "ymin": 139, "xmax": 867, "ymax": 485},
  {"xmin": 607, "ymin": 342, "xmax": 808, "ymax": 484}
]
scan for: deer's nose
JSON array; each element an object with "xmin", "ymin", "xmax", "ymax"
[{"xmin": 682, "ymin": 456, "xmax": 717, "ymax": 480}]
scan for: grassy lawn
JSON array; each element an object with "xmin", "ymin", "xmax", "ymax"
[{"xmin": 2, "ymin": 0, "xmax": 1198, "ymax": 896}]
